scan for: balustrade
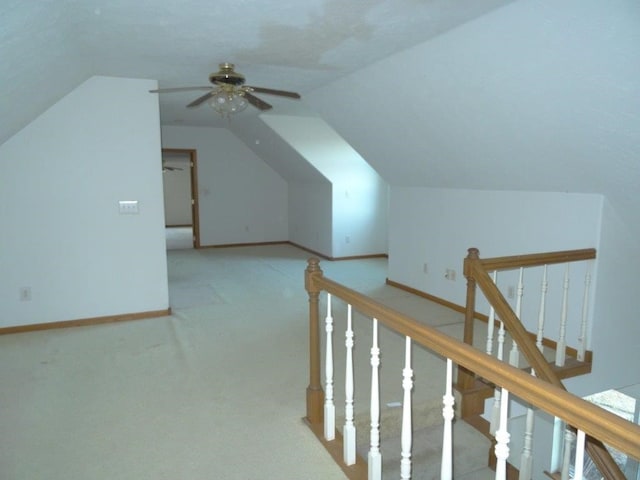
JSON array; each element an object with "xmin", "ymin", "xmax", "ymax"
[
  {"xmin": 459, "ymin": 248, "xmax": 615, "ymax": 478},
  {"xmin": 461, "ymin": 248, "xmax": 596, "ymax": 378},
  {"xmin": 304, "ymin": 254, "xmax": 640, "ymax": 480}
]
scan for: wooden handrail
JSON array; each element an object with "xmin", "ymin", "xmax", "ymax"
[
  {"xmin": 476, "ymin": 248, "xmax": 596, "ymax": 271},
  {"xmin": 470, "ymin": 260, "xmax": 561, "ymax": 386},
  {"xmin": 304, "ymin": 258, "xmax": 640, "ymax": 464}
]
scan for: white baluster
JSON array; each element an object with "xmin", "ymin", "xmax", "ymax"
[
  {"xmin": 556, "ymin": 264, "xmax": 570, "ymax": 367},
  {"xmin": 577, "ymin": 262, "xmax": 592, "ymax": 362},
  {"xmin": 368, "ymin": 318, "xmax": 382, "ymax": 480},
  {"xmin": 494, "ymin": 387, "xmax": 511, "ymax": 480},
  {"xmin": 490, "ymin": 377, "xmax": 502, "ymax": 435},
  {"xmin": 400, "ymin": 336, "xmax": 413, "ymax": 480},
  {"xmin": 343, "ymin": 304, "xmax": 356, "ymax": 465},
  {"xmin": 560, "ymin": 426, "xmax": 575, "ymax": 480},
  {"xmin": 490, "ymin": 292, "xmax": 506, "ymax": 435},
  {"xmin": 509, "ymin": 267, "xmax": 524, "ymax": 367},
  {"xmin": 536, "ymin": 265, "xmax": 548, "ymax": 353},
  {"xmin": 497, "ymin": 319, "xmax": 506, "ymax": 362},
  {"xmin": 486, "ymin": 271, "xmax": 498, "ymax": 356},
  {"xmin": 550, "ymin": 417, "xmax": 565, "ymax": 473},
  {"xmin": 573, "ymin": 429, "xmax": 586, "ymax": 480},
  {"xmin": 522, "ymin": 268, "xmax": 540, "ymax": 480},
  {"xmin": 519, "ymin": 407, "xmax": 535, "ymax": 480},
  {"xmin": 324, "ymin": 293, "xmax": 335, "ymax": 441},
  {"xmin": 441, "ymin": 358, "xmax": 454, "ymax": 480}
]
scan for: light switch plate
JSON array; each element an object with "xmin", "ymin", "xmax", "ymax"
[{"xmin": 118, "ymin": 200, "xmax": 139, "ymax": 214}]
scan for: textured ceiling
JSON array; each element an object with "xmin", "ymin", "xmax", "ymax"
[
  {"xmin": 0, "ymin": 0, "xmax": 513, "ymax": 143},
  {"xmin": 2, "ymin": 0, "xmax": 638, "ymax": 224}
]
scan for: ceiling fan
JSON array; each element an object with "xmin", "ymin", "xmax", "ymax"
[{"xmin": 149, "ymin": 63, "xmax": 301, "ymax": 116}]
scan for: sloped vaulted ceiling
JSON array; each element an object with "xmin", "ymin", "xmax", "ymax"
[
  {"xmin": 304, "ymin": 0, "xmax": 640, "ymax": 202},
  {"xmin": 0, "ymin": 1, "xmax": 91, "ymax": 146},
  {"xmin": 0, "ymin": 0, "xmax": 514, "ymax": 145},
  {"xmin": 2, "ymin": 0, "xmax": 638, "ymax": 219}
]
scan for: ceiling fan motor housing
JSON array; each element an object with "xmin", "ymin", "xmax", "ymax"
[
  {"xmin": 209, "ymin": 63, "xmax": 245, "ymax": 86},
  {"xmin": 150, "ymin": 62, "xmax": 299, "ymax": 112}
]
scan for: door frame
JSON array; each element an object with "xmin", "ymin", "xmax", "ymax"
[{"xmin": 162, "ymin": 148, "xmax": 201, "ymax": 248}]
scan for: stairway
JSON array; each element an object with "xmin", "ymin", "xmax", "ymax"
[
  {"xmin": 370, "ymin": 419, "xmax": 494, "ymax": 479},
  {"xmin": 333, "ymin": 394, "xmax": 496, "ymax": 479},
  {"xmin": 303, "ymin": 249, "xmax": 638, "ymax": 479}
]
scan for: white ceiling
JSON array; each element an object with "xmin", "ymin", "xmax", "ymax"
[
  {"xmin": 1, "ymin": 0, "xmax": 513, "ymax": 141},
  {"xmin": 2, "ymin": 0, "xmax": 639, "ymax": 223},
  {"xmin": 306, "ymin": 0, "xmax": 640, "ymax": 193}
]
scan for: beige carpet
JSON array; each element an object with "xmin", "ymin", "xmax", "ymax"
[
  {"xmin": 0, "ymin": 244, "xmax": 491, "ymax": 479},
  {"xmin": 165, "ymin": 226, "xmax": 194, "ymax": 250}
]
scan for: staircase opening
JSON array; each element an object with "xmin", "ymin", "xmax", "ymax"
[
  {"xmin": 303, "ymin": 248, "xmax": 640, "ymax": 479},
  {"xmin": 553, "ymin": 386, "xmax": 640, "ymax": 479}
]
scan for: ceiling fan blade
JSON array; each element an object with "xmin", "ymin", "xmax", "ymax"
[
  {"xmin": 244, "ymin": 92, "xmax": 272, "ymax": 111},
  {"xmin": 245, "ymin": 86, "xmax": 301, "ymax": 99},
  {"xmin": 150, "ymin": 86, "xmax": 212, "ymax": 93},
  {"xmin": 186, "ymin": 91, "xmax": 215, "ymax": 108}
]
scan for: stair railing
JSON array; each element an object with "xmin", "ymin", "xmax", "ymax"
[
  {"xmin": 304, "ymin": 257, "xmax": 640, "ymax": 480},
  {"xmin": 459, "ymin": 248, "xmax": 596, "ymax": 387},
  {"xmin": 458, "ymin": 247, "xmax": 624, "ymax": 479}
]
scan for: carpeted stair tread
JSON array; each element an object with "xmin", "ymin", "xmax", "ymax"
[{"xmin": 354, "ymin": 418, "xmax": 491, "ymax": 479}]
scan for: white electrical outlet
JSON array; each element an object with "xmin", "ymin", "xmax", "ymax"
[
  {"xmin": 423, "ymin": 263, "xmax": 428, "ymax": 274},
  {"xmin": 445, "ymin": 269, "xmax": 457, "ymax": 281},
  {"xmin": 19, "ymin": 287, "xmax": 32, "ymax": 301}
]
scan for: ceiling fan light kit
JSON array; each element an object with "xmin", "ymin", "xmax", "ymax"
[
  {"xmin": 150, "ymin": 63, "xmax": 301, "ymax": 119},
  {"xmin": 208, "ymin": 86, "xmax": 249, "ymax": 118}
]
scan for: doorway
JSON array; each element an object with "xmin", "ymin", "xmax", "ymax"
[{"xmin": 162, "ymin": 148, "xmax": 201, "ymax": 249}]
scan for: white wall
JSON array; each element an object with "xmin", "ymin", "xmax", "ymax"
[
  {"xmin": 388, "ymin": 187, "xmax": 603, "ymax": 356},
  {"xmin": 160, "ymin": 126, "xmax": 288, "ymax": 246},
  {"xmin": 288, "ymin": 181, "xmax": 333, "ymax": 257},
  {"xmin": 389, "ymin": 188, "xmax": 602, "ymax": 299},
  {"xmin": 388, "ymin": 186, "xmax": 640, "ymax": 397},
  {"xmin": 262, "ymin": 114, "xmax": 388, "ymax": 257},
  {"xmin": 0, "ymin": 76, "xmax": 169, "ymax": 327},
  {"xmin": 573, "ymin": 198, "xmax": 640, "ymax": 394},
  {"xmin": 332, "ymin": 178, "xmax": 388, "ymax": 258},
  {"xmin": 390, "ymin": 187, "xmax": 640, "ymax": 397}
]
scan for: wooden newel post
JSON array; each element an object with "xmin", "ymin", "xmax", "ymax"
[
  {"xmin": 463, "ymin": 247, "xmax": 479, "ymax": 348},
  {"xmin": 305, "ymin": 257, "xmax": 325, "ymax": 425},
  {"xmin": 456, "ymin": 248, "xmax": 479, "ymax": 407}
]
